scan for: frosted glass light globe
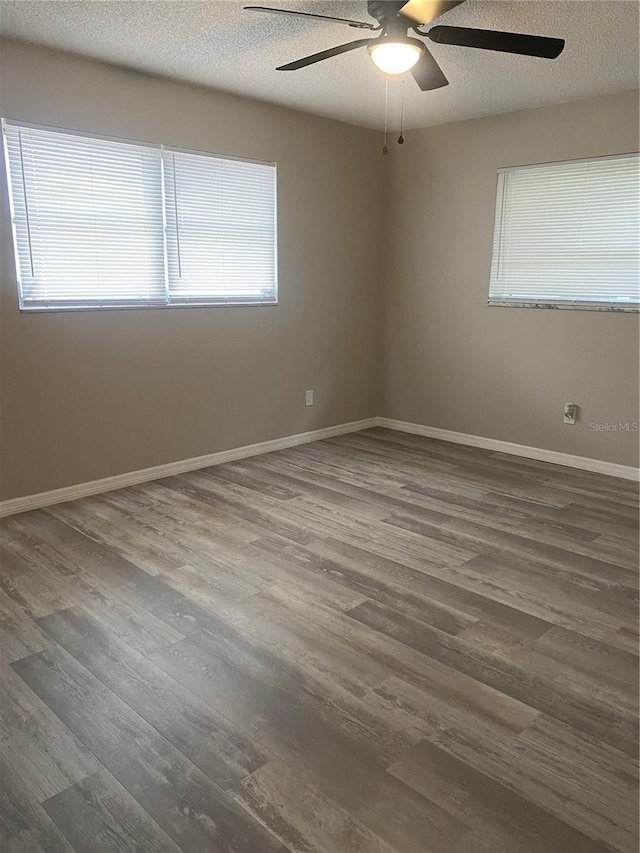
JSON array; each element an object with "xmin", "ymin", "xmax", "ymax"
[{"xmin": 369, "ymin": 41, "xmax": 422, "ymax": 74}]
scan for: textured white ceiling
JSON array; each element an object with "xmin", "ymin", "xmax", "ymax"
[{"xmin": 0, "ymin": 0, "xmax": 638, "ymax": 130}]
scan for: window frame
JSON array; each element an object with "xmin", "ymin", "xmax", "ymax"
[
  {"xmin": 2, "ymin": 119, "xmax": 278, "ymax": 313},
  {"xmin": 487, "ymin": 151, "xmax": 640, "ymax": 313}
]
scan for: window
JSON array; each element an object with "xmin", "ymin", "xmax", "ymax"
[
  {"xmin": 2, "ymin": 120, "xmax": 277, "ymax": 310},
  {"xmin": 163, "ymin": 149, "xmax": 276, "ymax": 305},
  {"xmin": 488, "ymin": 153, "xmax": 640, "ymax": 311}
]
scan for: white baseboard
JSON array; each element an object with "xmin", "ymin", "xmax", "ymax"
[
  {"xmin": 2, "ymin": 414, "xmax": 636, "ymax": 518},
  {"xmin": 0, "ymin": 417, "xmax": 378, "ymax": 519},
  {"xmin": 377, "ymin": 417, "xmax": 640, "ymax": 482}
]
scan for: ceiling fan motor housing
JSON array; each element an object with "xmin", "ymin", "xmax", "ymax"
[{"xmin": 367, "ymin": 1, "xmax": 410, "ymax": 35}]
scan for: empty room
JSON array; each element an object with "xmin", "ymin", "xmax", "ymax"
[{"xmin": 0, "ymin": 1, "xmax": 638, "ymax": 851}]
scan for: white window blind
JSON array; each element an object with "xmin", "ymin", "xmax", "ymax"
[
  {"xmin": 488, "ymin": 153, "xmax": 640, "ymax": 311},
  {"xmin": 3, "ymin": 122, "xmax": 166, "ymax": 309},
  {"xmin": 2, "ymin": 120, "xmax": 277, "ymax": 310},
  {"xmin": 164, "ymin": 150, "xmax": 277, "ymax": 304}
]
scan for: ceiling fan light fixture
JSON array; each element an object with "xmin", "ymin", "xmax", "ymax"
[{"xmin": 368, "ymin": 38, "xmax": 423, "ymax": 74}]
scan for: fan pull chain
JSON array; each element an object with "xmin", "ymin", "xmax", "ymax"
[
  {"xmin": 382, "ymin": 76, "xmax": 389, "ymax": 155},
  {"xmin": 398, "ymin": 77, "xmax": 405, "ymax": 145}
]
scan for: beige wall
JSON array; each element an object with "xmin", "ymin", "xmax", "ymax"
[
  {"xmin": 0, "ymin": 39, "xmax": 384, "ymax": 501},
  {"xmin": 382, "ymin": 90, "xmax": 640, "ymax": 468},
  {"xmin": 1, "ymin": 41, "xmax": 638, "ymax": 502}
]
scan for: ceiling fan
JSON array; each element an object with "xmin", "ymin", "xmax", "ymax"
[{"xmin": 244, "ymin": 0, "xmax": 565, "ymax": 91}]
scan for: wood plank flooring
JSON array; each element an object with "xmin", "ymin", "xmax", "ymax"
[{"xmin": 0, "ymin": 427, "xmax": 638, "ymax": 853}]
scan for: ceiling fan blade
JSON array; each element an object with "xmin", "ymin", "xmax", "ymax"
[
  {"xmin": 399, "ymin": 0, "xmax": 465, "ymax": 25},
  {"xmin": 244, "ymin": 6, "xmax": 376, "ymax": 30},
  {"xmin": 428, "ymin": 26, "xmax": 565, "ymax": 58},
  {"xmin": 411, "ymin": 46, "xmax": 448, "ymax": 90},
  {"xmin": 277, "ymin": 39, "xmax": 370, "ymax": 71}
]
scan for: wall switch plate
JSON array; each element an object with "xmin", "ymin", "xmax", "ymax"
[
  {"xmin": 563, "ymin": 403, "xmax": 578, "ymax": 425},
  {"xmin": 305, "ymin": 390, "xmax": 314, "ymax": 407}
]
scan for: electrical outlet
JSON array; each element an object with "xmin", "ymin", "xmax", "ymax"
[
  {"xmin": 563, "ymin": 403, "xmax": 578, "ymax": 425},
  {"xmin": 305, "ymin": 390, "xmax": 314, "ymax": 407}
]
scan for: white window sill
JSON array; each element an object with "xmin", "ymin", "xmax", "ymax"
[
  {"xmin": 488, "ymin": 300, "xmax": 639, "ymax": 313},
  {"xmin": 19, "ymin": 300, "xmax": 279, "ymax": 314}
]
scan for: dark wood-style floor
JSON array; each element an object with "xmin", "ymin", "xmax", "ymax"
[{"xmin": 0, "ymin": 428, "xmax": 638, "ymax": 853}]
